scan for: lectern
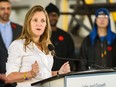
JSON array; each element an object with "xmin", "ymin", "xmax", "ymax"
[{"xmin": 31, "ymin": 69, "xmax": 116, "ymax": 87}]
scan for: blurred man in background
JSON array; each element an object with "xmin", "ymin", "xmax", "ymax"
[
  {"xmin": 0, "ymin": 0, "xmax": 22, "ymax": 87},
  {"xmin": 45, "ymin": 3, "xmax": 76, "ymax": 71}
]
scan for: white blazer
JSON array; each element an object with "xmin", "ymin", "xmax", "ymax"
[{"xmin": 6, "ymin": 39, "xmax": 53, "ymax": 87}]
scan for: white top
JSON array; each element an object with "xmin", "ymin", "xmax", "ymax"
[{"xmin": 6, "ymin": 39, "xmax": 53, "ymax": 87}]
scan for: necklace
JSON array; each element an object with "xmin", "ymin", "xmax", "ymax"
[{"xmin": 101, "ymin": 43, "xmax": 107, "ymax": 58}]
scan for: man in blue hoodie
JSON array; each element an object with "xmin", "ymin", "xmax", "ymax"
[{"xmin": 80, "ymin": 8, "xmax": 116, "ymax": 71}]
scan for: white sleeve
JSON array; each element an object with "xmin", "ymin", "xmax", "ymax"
[{"xmin": 6, "ymin": 40, "xmax": 24, "ymax": 76}]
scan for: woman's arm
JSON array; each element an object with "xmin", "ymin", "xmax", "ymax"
[
  {"xmin": 52, "ymin": 71, "xmax": 58, "ymax": 76},
  {"xmin": 6, "ymin": 41, "xmax": 39, "ymax": 83},
  {"xmin": 6, "ymin": 71, "xmax": 32, "ymax": 83},
  {"xmin": 0, "ymin": 74, "xmax": 7, "ymax": 81},
  {"xmin": 52, "ymin": 61, "xmax": 70, "ymax": 76},
  {"xmin": 6, "ymin": 61, "xmax": 39, "ymax": 83}
]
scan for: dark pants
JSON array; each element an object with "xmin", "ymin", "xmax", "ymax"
[{"xmin": 0, "ymin": 81, "xmax": 17, "ymax": 87}]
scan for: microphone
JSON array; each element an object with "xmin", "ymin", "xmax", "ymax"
[
  {"xmin": 88, "ymin": 64, "xmax": 116, "ymax": 72},
  {"xmin": 82, "ymin": 59, "xmax": 112, "ymax": 70},
  {"xmin": 88, "ymin": 63, "xmax": 116, "ymax": 70},
  {"xmin": 48, "ymin": 44, "xmax": 80, "ymax": 61},
  {"xmin": 89, "ymin": 64, "xmax": 107, "ymax": 70},
  {"xmin": 48, "ymin": 44, "xmax": 55, "ymax": 51}
]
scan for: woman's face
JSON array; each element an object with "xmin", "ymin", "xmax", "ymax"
[{"xmin": 31, "ymin": 11, "xmax": 46, "ymax": 38}]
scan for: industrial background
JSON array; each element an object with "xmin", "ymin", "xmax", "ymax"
[{"xmin": 9, "ymin": 0, "xmax": 116, "ymax": 58}]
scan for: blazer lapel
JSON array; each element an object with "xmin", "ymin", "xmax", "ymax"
[
  {"xmin": 0, "ymin": 33, "xmax": 7, "ymax": 50},
  {"xmin": 11, "ymin": 22, "xmax": 16, "ymax": 41}
]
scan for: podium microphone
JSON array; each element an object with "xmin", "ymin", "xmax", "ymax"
[
  {"xmin": 48, "ymin": 44, "xmax": 55, "ymax": 51},
  {"xmin": 89, "ymin": 64, "xmax": 107, "ymax": 70},
  {"xmin": 48, "ymin": 44, "xmax": 80, "ymax": 61}
]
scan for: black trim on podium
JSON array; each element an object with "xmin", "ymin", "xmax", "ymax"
[
  {"xmin": 31, "ymin": 74, "xmax": 66, "ymax": 86},
  {"xmin": 31, "ymin": 69, "xmax": 116, "ymax": 86}
]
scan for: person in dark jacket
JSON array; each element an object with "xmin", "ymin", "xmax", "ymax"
[
  {"xmin": 45, "ymin": 3, "xmax": 76, "ymax": 71},
  {"xmin": 80, "ymin": 8, "xmax": 116, "ymax": 71},
  {"xmin": 0, "ymin": 0, "xmax": 22, "ymax": 87}
]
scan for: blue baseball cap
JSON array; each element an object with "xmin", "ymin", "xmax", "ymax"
[{"xmin": 95, "ymin": 8, "xmax": 109, "ymax": 17}]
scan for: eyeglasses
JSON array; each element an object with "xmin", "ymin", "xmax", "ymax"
[{"xmin": 97, "ymin": 15, "xmax": 108, "ymax": 18}]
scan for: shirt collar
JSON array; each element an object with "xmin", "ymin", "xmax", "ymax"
[{"xmin": 0, "ymin": 21, "xmax": 11, "ymax": 27}]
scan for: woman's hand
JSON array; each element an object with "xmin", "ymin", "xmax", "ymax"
[
  {"xmin": 58, "ymin": 61, "xmax": 70, "ymax": 74},
  {"xmin": 30, "ymin": 61, "xmax": 39, "ymax": 78},
  {"xmin": 0, "ymin": 74, "xmax": 7, "ymax": 82},
  {"xmin": 0, "ymin": 74, "xmax": 11, "ymax": 84},
  {"xmin": 5, "ymin": 61, "xmax": 39, "ymax": 83}
]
